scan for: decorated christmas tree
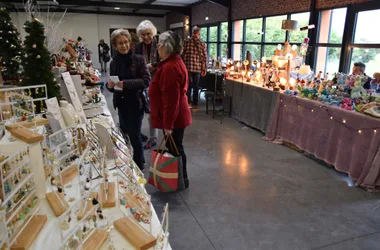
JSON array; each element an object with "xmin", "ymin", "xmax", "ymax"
[
  {"xmin": 0, "ymin": 8, "xmax": 23, "ymax": 81},
  {"xmin": 22, "ymin": 16, "xmax": 60, "ymax": 99}
]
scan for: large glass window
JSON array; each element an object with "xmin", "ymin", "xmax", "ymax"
[
  {"xmin": 264, "ymin": 45, "xmax": 277, "ymax": 58},
  {"xmin": 265, "ymin": 15, "xmax": 287, "ymax": 42},
  {"xmin": 209, "ymin": 26, "xmax": 218, "ymax": 42},
  {"xmin": 233, "ymin": 20, "xmax": 244, "ymax": 42},
  {"xmin": 220, "ymin": 22, "xmax": 228, "ymax": 42},
  {"xmin": 200, "ymin": 27, "xmax": 207, "ymax": 42},
  {"xmin": 232, "ymin": 44, "xmax": 243, "ymax": 61},
  {"xmin": 289, "ymin": 12, "xmax": 310, "ymax": 43},
  {"xmin": 245, "ymin": 44, "xmax": 261, "ymax": 60},
  {"xmin": 246, "ymin": 18, "xmax": 263, "ymax": 42},
  {"xmin": 315, "ymin": 8, "xmax": 347, "ymax": 74},
  {"xmin": 208, "ymin": 43, "xmax": 217, "ymax": 60}
]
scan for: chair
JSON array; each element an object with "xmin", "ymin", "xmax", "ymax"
[{"xmin": 205, "ymin": 72, "xmax": 232, "ymax": 124}]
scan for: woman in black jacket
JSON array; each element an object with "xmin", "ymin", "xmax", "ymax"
[{"xmin": 107, "ymin": 29, "xmax": 151, "ymax": 170}]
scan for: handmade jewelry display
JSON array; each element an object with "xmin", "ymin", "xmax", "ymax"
[{"xmin": 155, "ymin": 204, "xmax": 170, "ymax": 250}]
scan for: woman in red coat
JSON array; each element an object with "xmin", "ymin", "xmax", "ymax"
[{"xmin": 149, "ymin": 31, "xmax": 192, "ymax": 188}]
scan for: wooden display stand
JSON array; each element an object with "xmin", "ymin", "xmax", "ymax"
[
  {"xmin": 61, "ymin": 165, "xmax": 79, "ymax": 185},
  {"xmin": 46, "ymin": 191, "xmax": 69, "ymax": 216},
  {"xmin": 9, "ymin": 128, "xmax": 44, "ymax": 143},
  {"xmin": 5, "ymin": 117, "xmax": 49, "ymax": 131},
  {"xmin": 82, "ymin": 228, "xmax": 108, "ymax": 250},
  {"xmin": 114, "ymin": 217, "xmax": 156, "ymax": 250},
  {"xmin": 77, "ymin": 192, "xmax": 98, "ymax": 220},
  {"xmin": 10, "ymin": 215, "xmax": 47, "ymax": 250},
  {"xmin": 100, "ymin": 182, "xmax": 116, "ymax": 208}
]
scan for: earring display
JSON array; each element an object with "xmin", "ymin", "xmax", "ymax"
[{"xmin": 154, "ymin": 204, "xmax": 170, "ymax": 250}]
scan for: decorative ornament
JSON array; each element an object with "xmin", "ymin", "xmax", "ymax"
[
  {"xmin": 6, "ymin": 40, "xmax": 9, "ymax": 43},
  {"xmin": 36, "ymin": 55, "xmax": 41, "ymax": 59},
  {"xmin": 32, "ymin": 44, "xmax": 36, "ymax": 49},
  {"xmin": 8, "ymin": 31, "xmax": 12, "ymax": 34}
]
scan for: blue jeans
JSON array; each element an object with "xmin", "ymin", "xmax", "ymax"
[
  {"xmin": 187, "ymin": 72, "xmax": 201, "ymax": 106},
  {"xmin": 119, "ymin": 108, "xmax": 144, "ymax": 170}
]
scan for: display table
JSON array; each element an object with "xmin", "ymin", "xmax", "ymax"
[
  {"xmin": 225, "ymin": 78, "xmax": 380, "ymax": 191},
  {"xmin": 225, "ymin": 78, "xmax": 279, "ymax": 133}
]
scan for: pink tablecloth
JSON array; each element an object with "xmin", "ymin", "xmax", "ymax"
[{"xmin": 266, "ymin": 94, "xmax": 380, "ymax": 191}]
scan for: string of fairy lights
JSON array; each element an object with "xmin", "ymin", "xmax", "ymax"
[{"xmin": 280, "ymin": 96, "xmax": 380, "ymax": 135}]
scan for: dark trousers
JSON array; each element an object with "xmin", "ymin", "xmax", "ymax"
[
  {"xmin": 187, "ymin": 72, "xmax": 201, "ymax": 106},
  {"xmin": 119, "ymin": 108, "xmax": 144, "ymax": 170},
  {"xmin": 165, "ymin": 128, "xmax": 188, "ymax": 180}
]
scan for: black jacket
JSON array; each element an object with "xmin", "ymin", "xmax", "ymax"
[
  {"xmin": 98, "ymin": 43, "xmax": 110, "ymax": 63},
  {"xmin": 107, "ymin": 52, "xmax": 151, "ymax": 112}
]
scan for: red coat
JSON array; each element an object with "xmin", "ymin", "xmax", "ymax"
[{"xmin": 149, "ymin": 54, "xmax": 192, "ymax": 130}]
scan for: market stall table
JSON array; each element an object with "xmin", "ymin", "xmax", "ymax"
[
  {"xmin": 225, "ymin": 78, "xmax": 280, "ymax": 134},
  {"xmin": 266, "ymin": 94, "xmax": 380, "ymax": 191}
]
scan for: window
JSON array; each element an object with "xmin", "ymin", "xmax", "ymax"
[
  {"xmin": 200, "ymin": 27, "xmax": 207, "ymax": 42},
  {"xmin": 315, "ymin": 8, "xmax": 347, "ymax": 74},
  {"xmin": 246, "ymin": 18, "xmax": 263, "ymax": 42},
  {"xmin": 264, "ymin": 45, "xmax": 278, "ymax": 58},
  {"xmin": 289, "ymin": 12, "xmax": 310, "ymax": 43},
  {"xmin": 220, "ymin": 22, "xmax": 228, "ymax": 42},
  {"xmin": 232, "ymin": 44, "xmax": 243, "ymax": 61},
  {"xmin": 348, "ymin": 9, "xmax": 380, "ymax": 76},
  {"xmin": 233, "ymin": 20, "xmax": 244, "ymax": 42},
  {"xmin": 265, "ymin": 15, "xmax": 287, "ymax": 42},
  {"xmin": 199, "ymin": 23, "xmax": 229, "ymax": 62},
  {"xmin": 245, "ymin": 44, "xmax": 261, "ymax": 60}
]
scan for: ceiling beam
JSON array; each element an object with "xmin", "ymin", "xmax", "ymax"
[
  {"xmin": 132, "ymin": 0, "xmax": 156, "ymax": 14},
  {"xmin": 7, "ymin": 6, "xmax": 165, "ymax": 17},
  {"xmin": 5, "ymin": 0, "xmax": 190, "ymax": 13},
  {"xmin": 206, "ymin": 0, "xmax": 230, "ymax": 8}
]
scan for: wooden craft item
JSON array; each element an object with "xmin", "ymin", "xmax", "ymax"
[
  {"xmin": 114, "ymin": 217, "xmax": 156, "ymax": 250},
  {"xmin": 9, "ymin": 127, "xmax": 44, "ymax": 143},
  {"xmin": 81, "ymin": 228, "xmax": 108, "ymax": 250},
  {"xmin": 0, "ymin": 155, "xmax": 7, "ymax": 163},
  {"xmin": 10, "ymin": 215, "xmax": 47, "ymax": 250},
  {"xmin": 61, "ymin": 165, "xmax": 79, "ymax": 185},
  {"xmin": 46, "ymin": 191, "xmax": 69, "ymax": 216},
  {"xmin": 5, "ymin": 117, "xmax": 49, "ymax": 132},
  {"xmin": 123, "ymin": 192, "xmax": 150, "ymax": 216},
  {"xmin": 100, "ymin": 182, "xmax": 116, "ymax": 208},
  {"xmin": 77, "ymin": 192, "xmax": 98, "ymax": 220}
]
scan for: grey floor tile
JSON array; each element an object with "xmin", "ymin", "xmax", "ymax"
[{"xmin": 314, "ymin": 232, "xmax": 380, "ymax": 250}]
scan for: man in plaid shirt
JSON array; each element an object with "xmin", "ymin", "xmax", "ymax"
[{"xmin": 182, "ymin": 26, "xmax": 207, "ymax": 110}]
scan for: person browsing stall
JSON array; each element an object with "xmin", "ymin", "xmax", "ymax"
[
  {"xmin": 149, "ymin": 31, "xmax": 192, "ymax": 189},
  {"xmin": 352, "ymin": 62, "xmax": 372, "ymax": 89},
  {"xmin": 106, "ymin": 29, "xmax": 151, "ymax": 171},
  {"xmin": 135, "ymin": 20, "xmax": 160, "ymax": 150}
]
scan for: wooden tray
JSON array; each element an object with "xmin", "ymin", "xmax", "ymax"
[
  {"xmin": 5, "ymin": 117, "xmax": 49, "ymax": 131},
  {"xmin": 46, "ymin": 191, "xmax": 69, "ymax": 216},
  {"xmin": 77, "ymin": 192, "xmax": 98, "ymax": 220},
  {"xmin": 123, "ymin": 192, "xmax": 151, "ymax": 216},
  {"xmin": 9, "ymin": 127, "xmax": 44, "ymax": 143},
  {"xmin": 100, "ymin": 182, "xmax": 116, "ymax": 208},
  {"xmin": 61, "ymin": 165, "xmax": 79, "ymax": 185},
  {"xmin": 114, "ymin": 217, "xmax": 156, "ymax": 250},
  {"xmin": 82, "ymin": 228, "xmax": 108, "ymax": 250},
  {"xmin": 10, "ymin": 215, "xmax": 47, "ymax": 250}
]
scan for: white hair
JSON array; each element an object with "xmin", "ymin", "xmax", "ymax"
[
  {"xmin": 159, "ymin": 31, "xmax": 183, "ymax": 55},
  {"xmin": 136, "ymin": 20, "xmax": 157, "ymax": 37},
  {"xmin": 110, "ymin": 29, "xmax": 131, "ymax": 47}
]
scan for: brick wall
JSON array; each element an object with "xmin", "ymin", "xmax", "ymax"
[
  {"xmin": 232, "ymin": 0, "xmax": 311, "ymax": 20},
  {"xmin": 316, "ymin": 0, "xmax": 369, "ymax": 9},
  {"xmin": 191, "ymin": 2, "xmax": 228, "ymax": 25}
]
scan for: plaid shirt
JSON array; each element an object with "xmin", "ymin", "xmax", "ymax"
[{"xmin": 182, "ymin": 36, "xmax": 207, "ymax": 73}]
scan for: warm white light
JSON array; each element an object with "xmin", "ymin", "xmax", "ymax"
[
  {"xmin": 358, "ymin": 130, "xmax": 362, "ymax": 134},
  {"xmin": 311, "ymin": 109, "xmax": 314, "ymax": 112},
  {"xmin": 205, "ymin": 17, "xmax": 209, "ymax": 20},
  {"xmin": 374, "ymin": 130, "xmax": 377, "ymax": 134},
  {"xmin": 280, "ymin": 77, "xmax": 287, "ymax": 85},
  {"xmin": 261, "ymin": 57, "xmax": 266, "ymax": 63},
  {"xmin": 277, "ymin": 44, "xmax": 282, "ymax": 50},
  {"xmin": 241, "ymin": 70, "xmax": 246, "ymax": 76},
  {"xmin": 292, "ymin": 45, "xmax": 298, "ymax": 51},
  {"xmin": 114, "ymin": 7, "xmax": 120, "ymax": 10},
  {"xmin": 343, "ymin": 120, "xmax": 346, "ymax": 124},
  {"xmin": 286, "ymin": 53, "xmax": 293, "ymax": 60},
  {"xmin": 330, "ymin": 117, "xmax": 333, "ymax": 120},
  {"xmin": 289, "ymin": 78, "xmax": 296, "ymax": 86}
]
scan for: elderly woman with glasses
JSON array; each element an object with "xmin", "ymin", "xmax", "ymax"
[
  {"xmin": 135, "ymin": 20, "xmax": 160, "ymax": 150},
  {"xmin": 149, "ymin": 31, "xmax": 192, "ymax": 189},
  {"xmin": 106, "ymin": 28, "xmax": 151, "ymax": 171}
]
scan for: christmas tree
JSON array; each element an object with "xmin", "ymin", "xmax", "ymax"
[
  {"xmin": 22, "ymin": 16, "xmax": 60, "ymax": 99},
  {"xmin": 0, "ymin": 8, "xmax": 23, "ymax": 81}
]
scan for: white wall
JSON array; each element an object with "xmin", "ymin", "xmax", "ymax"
[{"xmin": 10, "ymin": 12, "xmax": 165, "ymax": 69}]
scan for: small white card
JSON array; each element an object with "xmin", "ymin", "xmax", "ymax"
[{"xmin": 110, "ymin": 76, "xmax": 123, "ymax": 91}]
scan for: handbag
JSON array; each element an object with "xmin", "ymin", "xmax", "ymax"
[
  {"xmin": 194, "ymin": 38, "xmax": 206, "ymax": 72},
  {"xmin": 148, "ymin": 135, "xmax": 185, "ymax": 192}
]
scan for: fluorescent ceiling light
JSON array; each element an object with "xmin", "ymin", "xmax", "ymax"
[
  {"xmin": 205, "ymin": 17, "xmax": 209, "ymax": 20},
  {"xmin": 114, "ymin": 7, "xmax": 120, "ymax": 10}
]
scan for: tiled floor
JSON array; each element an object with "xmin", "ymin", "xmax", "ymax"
[{"xmin": 102, "ymin": 77, "xmax": 380, "ymax": 250}]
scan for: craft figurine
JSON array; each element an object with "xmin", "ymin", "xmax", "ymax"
[
  {"xmin": 371, "ymin": 72, "xmax": 380, "ymax": 91},
  {"xmin": 351, "ymin": 75, "xmax": 367, "ymax": 99}
]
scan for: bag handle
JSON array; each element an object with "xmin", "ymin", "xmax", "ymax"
[{"xmin": 152, "ymin": 134, "xmax": 179, "ymax": 170}]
